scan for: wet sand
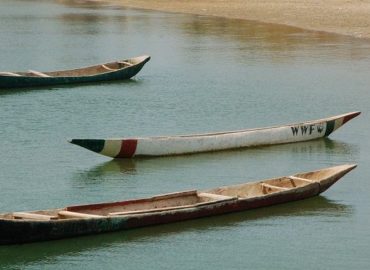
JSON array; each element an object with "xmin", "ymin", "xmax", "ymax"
[{"xmin": 101, "ymin": 0, "xmax": 370, "ymax": 39}]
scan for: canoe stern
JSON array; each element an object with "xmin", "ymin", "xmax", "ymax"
[
  {"xmin": 318, "ymin": 164, "xmax": 357, "ymax": 193},
  {"xmin": 324, "ymin": 111, "xmax": 360, "ymax": 136},
  {"xmin": 294, "ymin": 164, "xmax": 357, "ymax": 194}
]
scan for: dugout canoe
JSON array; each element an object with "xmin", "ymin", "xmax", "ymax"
[
  {"xmin": 0, "ymin": 164, "xmax": 356, "ymax": 245},
  {"xmin": 70, "ymin": 111, "xmax": 360, "ymax": 158},
  {"xmin": 0, "ymin": 55, "xmax": 150, "ymax": 88}
]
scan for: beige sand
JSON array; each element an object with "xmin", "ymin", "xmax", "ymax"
[{"xmin": 98, "ymin": 0, "xmax": 370, "ymax": 39}]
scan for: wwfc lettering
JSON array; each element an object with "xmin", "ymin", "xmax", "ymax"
[{"xmin": 291, "ymin": 123, "xmax": 324, "ymax": 136}]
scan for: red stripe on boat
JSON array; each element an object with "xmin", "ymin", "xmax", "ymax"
[
  {"xmin": 342, "ymin": 112, "xmax": 361, "ymax": 124},
  {"xmin": 116, "ymin": 139, "xmax": 138, "ymax": 158}
]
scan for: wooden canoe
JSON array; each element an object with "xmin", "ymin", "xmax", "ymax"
[
  {"xmin": 0, "ymin": 55, "xmax": 150, "ymax": 88},
  {"xmin": 0, "ymin": 164, "xmax": 356, "ymax": 245},
  {"xmin": 69, "ymin": 111, "xmax": 360, "ymax": 158}
]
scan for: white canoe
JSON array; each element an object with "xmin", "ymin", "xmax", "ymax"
[{"xmin": 69, "ymin": 111, "xmax": 360, "ymax": 158}]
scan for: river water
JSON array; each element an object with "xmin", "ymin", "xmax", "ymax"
[{"xmin": 0, "ymin": 0, "xmax": 370, "ymax": 269}]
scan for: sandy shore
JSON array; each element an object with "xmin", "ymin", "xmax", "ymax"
[{"xmin": 99, "ymin": 0, "xmax": 370, "ymax": 39}]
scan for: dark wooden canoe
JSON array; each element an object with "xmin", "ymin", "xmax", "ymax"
[
  {"xmin": 0, "ymin": 164, "xmax": 356, "ymax": 245},
  {"xmin": 69, "ymin": 111, "xmax": 360, "ymax": 158},
  {"xmin": 0, "ymin": 55, "xmax": 150, "ymax": 88}
]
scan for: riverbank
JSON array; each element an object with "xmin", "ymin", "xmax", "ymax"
[{"xmin": 101, "ymin": 0, "xmax": 370, "ymax": 39}]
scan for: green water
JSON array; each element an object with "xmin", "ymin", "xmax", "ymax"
[{"xmin": 0, "ymin": 0, "xmax": 369, "ymax": 269}]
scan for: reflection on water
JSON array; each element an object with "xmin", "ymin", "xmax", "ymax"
[
  {"xmin": 74, "ymin": 138, "xmax": 359, "ymax": 183},
  {"xmin": 58, "ymin": 0, "xmax": 370, "ymax": 62},
  {"xmin": 259, "ymin": 137, "xmax": 359, "ymax": 155},
  {"xmin": 0, "ymin": 196, "xmax": 352, "ymax": 268},
  {"xmin": 76, "ymin": 158, "xmax": 137, "ymax": 184},
  {"xmin": 182, "ymin": 17, "xmax": 370, "ymax": 63},
  {"xmin": 57, "ymin": 0, "xmax": 109, "ymax": 8}
]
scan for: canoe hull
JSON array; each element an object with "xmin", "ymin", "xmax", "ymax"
[
  {"xmin": 0, "ymin": 164, "xmax": 356, "ymax": 245},
  {"xmin": 70, "ymin": 111, "xmax": 360, "ymax": 158},
  {"xmin": 0, "ymin": 190, "xmax": 313, "ymax": 244},
  {"xmin": 0, "ymin": 55, "xmax": 150, "ymax": 88},
  {"xmin": 0, "ymin": 216, "xmax": 128, "ymax": 245}
]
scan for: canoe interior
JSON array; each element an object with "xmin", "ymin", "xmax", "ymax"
[
  {"xmin": 294, "ymin": 167, "xmax": 337, "ymax": 181},
  {"xmin": 206, "ymin": 177, "xmax": 309, "ymax": 198},
  {"xmin": 0, "ymin": 175, "xmax": 312, "ymax": 221},
  {"xmin": 3, "ymin": 61, "xmax": 134, "ymax": 78},
  {"xmin": 0, "ymin": 190, "xmax": 234, "ymax": 221}
]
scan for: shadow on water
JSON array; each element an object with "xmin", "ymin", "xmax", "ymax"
[
  {"xmin": 0, "ymin": 196, "xmax": 353, "ymax": 268},
  {"xmin": 73, "ymin": 138, "xmax": 359, "ymax": 183},
  {"xmin": 0, "ymin": 79, "xmax": 140, "ymax": 96},
  {"xmin": 57, "ymin": 0, "xmax": 112, "ymax": 9}
]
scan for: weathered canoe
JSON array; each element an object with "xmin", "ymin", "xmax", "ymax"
[
  {"xmin": 0, "ymin": 164, "xmax": 356, "ymax": 245},
  {"xmin": 0, "ymin": 55, "xmax": 150, "ymax": 88},
  {"xmin": 70, "ymin": 111, "xmax": 360, "ymax": 158}
]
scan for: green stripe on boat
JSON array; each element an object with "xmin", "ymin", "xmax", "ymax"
[
  {"xmin": 324, "ymin": 120, "xmax": 335, "ymax": 137},
  {"xmin": 70, "ymin": 139, "xmax": 105, "ymax": 153}
]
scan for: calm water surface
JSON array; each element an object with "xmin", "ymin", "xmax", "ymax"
[{"xmin": 0, "ymin": 0, "xmax": 370, "ymax": 269}]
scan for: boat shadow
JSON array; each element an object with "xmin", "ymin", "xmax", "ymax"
[
  {"xmin": 76, "ymin": 138, "xmax": 359, "ymax": 179},
  {"xmin": 0, "ymin": 78, "xmax": 141, "ymax": 96},
  {"xmin": 0, "ymin": 196, "xmax": 353, "ymax": 268},
  {"xmin": 57, "ymin": 0, "xmax": 111, "ymax": 9}
]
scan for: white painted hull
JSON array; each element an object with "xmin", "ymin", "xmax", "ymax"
[
  {"xmin": 136, "ymin": 122, "xmax": 326, "ymax": 155},
  {"xmin": 70, "ymin": 111, "xmax": 360, "ymax": 158}
]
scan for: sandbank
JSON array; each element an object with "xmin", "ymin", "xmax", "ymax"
[{"xmin": 98, "ymin": 0, "xmax": 370, "ymax": 39}]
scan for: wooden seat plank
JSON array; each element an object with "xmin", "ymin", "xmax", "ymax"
[
  {"xmin": 117, "ymin": 61, "xmax": 133, "ymax": 66},
  {"xmin": 289, "ymin": 176, "xmax": 314, "ymax": 183},
  {"xmin": 198, "ymin": 192, "xmax": 234, "ymax": 200},
  {"xmin": 28, "ymin": 70, "xmax": 50, "ymax": 77},
  {"xmin": 0, "ymin": 72, "xmax": 21, "ymax": 77},
  {"xmin": 101, "ymin": 65, "xmax": 117, "ymax": 71},
  {"xmin": 58, "ymin": 210, "xmax": 103, "ymax": 219},
  {"xmin": 261, "ymin": 183, "xmax": 289, "ymax": 191},
  {"xmin": 13, "ymin": 212, "xmax": 58, "ymax": 220}
]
